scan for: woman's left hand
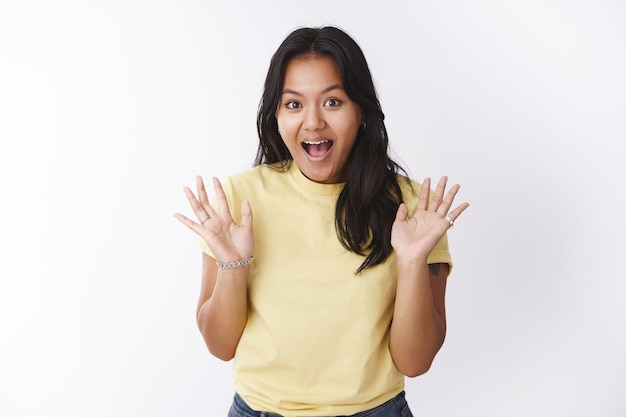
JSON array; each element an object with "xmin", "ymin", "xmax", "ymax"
[{"xmin": 391, "ymin": 176, "xmax": 469, "ymax": 264}]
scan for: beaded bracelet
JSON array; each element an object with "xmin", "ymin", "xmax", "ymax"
[{"xmin": 216, "ymin": 256, "xmax": 254, "ymax": 269}]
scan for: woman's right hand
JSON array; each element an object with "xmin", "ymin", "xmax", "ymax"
[{"xmin": 174, "ymin": 176, "xmax": 254, "ymax": 263}]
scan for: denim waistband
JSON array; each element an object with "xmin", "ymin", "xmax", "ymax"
[{"xmin": 227, "ymin": 391, "xmax": 412, "ymax": 417}]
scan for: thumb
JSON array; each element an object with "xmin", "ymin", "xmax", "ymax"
[
  {"xmin": 241, "ymin": 200, "xmax": 253, "ymax": 228},
  {"xmin": 395, "ymin": 203, "xmax": 409, "ymax": 222}
]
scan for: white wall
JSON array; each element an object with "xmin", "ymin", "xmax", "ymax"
[{"xmin": 1, "ymin": 1, "xmax": 624, "ymax": 416}]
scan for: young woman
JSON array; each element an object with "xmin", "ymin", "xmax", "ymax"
[{"xmin": 175, "ymin": 26, "xmax": 469, "ymax": 417}]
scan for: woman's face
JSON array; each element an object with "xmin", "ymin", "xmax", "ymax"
[{"xmin": 276, "ymin": 55, "xmax": 363, "ymax": 184}]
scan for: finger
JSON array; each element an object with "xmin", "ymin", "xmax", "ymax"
[
  {"xmin": 429, "ymin": 176, "xmax": 448, "ymax": 212},
  {"xmin": 196, "ymin": 176, "xmax": 217, "ymax": 218},
  {"xmin": 417, "ymin": 178, "xmax": 431, "ymax": 211},
  {"xmin": 173, "ymin": 212, "xmax": 204, "ymax": 236},
  {"xmin": 196, "ymin": 175, "xmax": 208, "ymax": 202},
  {"xmin": 436, "ymin": 183, "xmax": 461, "ymax": 215},
  {"xmin": 446, "ymin": 202, "xmax": 470, "ymax": 221},
  {"xmin": 395, "ymin": 203, "xmax": 409, "ymax": 222},
  {"xmin": 183, "ymin": 186, "xmax": 209, "ymax": 220},
  {"xmin": 212, "ymin": 177, "xmax": 234, "ymax": 221},
  {"xmin": 240, "ymin": 200, "xmax": 253, "ymax": 228}
]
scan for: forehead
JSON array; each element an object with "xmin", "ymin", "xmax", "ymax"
[{"xmin": 282, "ymin": 55, "xmax": 343, "ymax": 90}]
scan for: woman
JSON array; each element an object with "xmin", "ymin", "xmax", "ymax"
[{"xmin": 175, "ymin": 26, "xmax": 469, "ymax": 417}]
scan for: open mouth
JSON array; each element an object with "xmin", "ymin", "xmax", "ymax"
[{"xmin": 302, "ymin": 140, "xmax": 333, "ymax": 158}]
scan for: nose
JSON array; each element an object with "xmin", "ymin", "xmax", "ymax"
[{"xmin": 303, "ymin": 106, "xmax": 325, "ymax": 131}]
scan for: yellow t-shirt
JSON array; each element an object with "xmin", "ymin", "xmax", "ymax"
[{"xmin": 199, "ymin": 162, "xmax": 451, "ymax": 416}]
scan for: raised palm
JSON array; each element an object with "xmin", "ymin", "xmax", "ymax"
[
  {"xmin": 174, "ymin": 176, "xmax": 254, "ymax": 263},
  {"xmin": 391, "ymin": 177, "xmax": 469, "ymax": 263}
]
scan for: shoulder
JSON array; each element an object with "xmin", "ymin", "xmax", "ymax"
[
  {"xmin": 227, "ymin": 162, "xmax": 288, "ymax": 181},
  {"xmin": 395, "ymin": 173, "xmax": 423, "ymax": 207},
  {"xmin": 221, "ymin": 162, "xmax": 293, "ymax": 200},
  {"xmin": 224, "ymin": 162, "xmax": 287, "ymax": 187}
]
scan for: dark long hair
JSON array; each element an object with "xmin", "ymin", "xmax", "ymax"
[{"xmin": 255, "ymin": 26, "xmax": 407, "ymax": 273}]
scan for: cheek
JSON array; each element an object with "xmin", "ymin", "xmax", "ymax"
[
  {"xmin": 276, "ymin": 116, "xmax": 299, "ymax": 140},
  {"xmin": 337, "ymin": 109, "xmax": 361, "ymax": 133},
  {"xmin": 275, "ymin": 112, "xmax": 286, "ymax": 132},
  {"xmin": 276, "ymin": 119, "xmax": 295, "ymax": 149},
  {"xmin": 339, "ymin": 118, "xmax": 360, "ymax": 140},
  {"xmin": 275, "ymin": 114, "xmax": 282, "ymax": 132}
]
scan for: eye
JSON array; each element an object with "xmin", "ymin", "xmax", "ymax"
[
  {"xmin": 324, "ymin": 98, "xmax": 341, "ymax": 107},
  {"xmin": 285, "ymin": 101, "xmax": 302, "ymax": 109}
]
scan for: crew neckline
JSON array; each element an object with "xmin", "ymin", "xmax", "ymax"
[{"xmin": 287, "ymin": 162, "xmax": 345, "ymax": 196}]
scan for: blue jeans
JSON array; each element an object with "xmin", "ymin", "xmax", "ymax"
[{"xmin": 227, "ymin": 391, "xmax": 413, "ymax": 417}]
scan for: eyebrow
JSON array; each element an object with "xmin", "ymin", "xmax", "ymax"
[{"xmin": 281, "ymin": 84, "xmax": 344, "ymax": 96}]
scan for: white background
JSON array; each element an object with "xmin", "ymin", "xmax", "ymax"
[{"xmin": 1, "ymin": 1, "xmax": 625, "ymax": 416}]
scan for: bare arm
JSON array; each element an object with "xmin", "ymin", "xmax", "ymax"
[
  {"xmin": 389, "ymin": 262, "xmax": 449, "ymax": 377},
  {"xmin": 174, "ymin": 176, "xmax": 254, "ymax": 361},
  {"xmin": 195, "ymin": 253, "xmax": 249, "ymax": 360},
  {"xmin": 389, "ymin": 176, "xmax": 468, "ymax": 377}
]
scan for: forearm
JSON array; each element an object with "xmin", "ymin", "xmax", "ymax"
[
  {"xmin": 196, "ymin": 266, "xmax": 249, "ymax": 361},
  {"xmin": 389, "ymin": 260, "xmax": 446, "ymax": 377}
]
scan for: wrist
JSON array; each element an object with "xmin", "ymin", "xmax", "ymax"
[
  {"xmin": 395, "ymin": 253, "xmax": 429, "ymax": 270},
  {"xmin": 216, "ymin": 255, "xmax": 254, "ymax": 269}
]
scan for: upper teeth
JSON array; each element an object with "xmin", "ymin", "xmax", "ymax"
[{"xmin": 304, "ymin": 140, "xmax": 329, "ymax": 145}]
